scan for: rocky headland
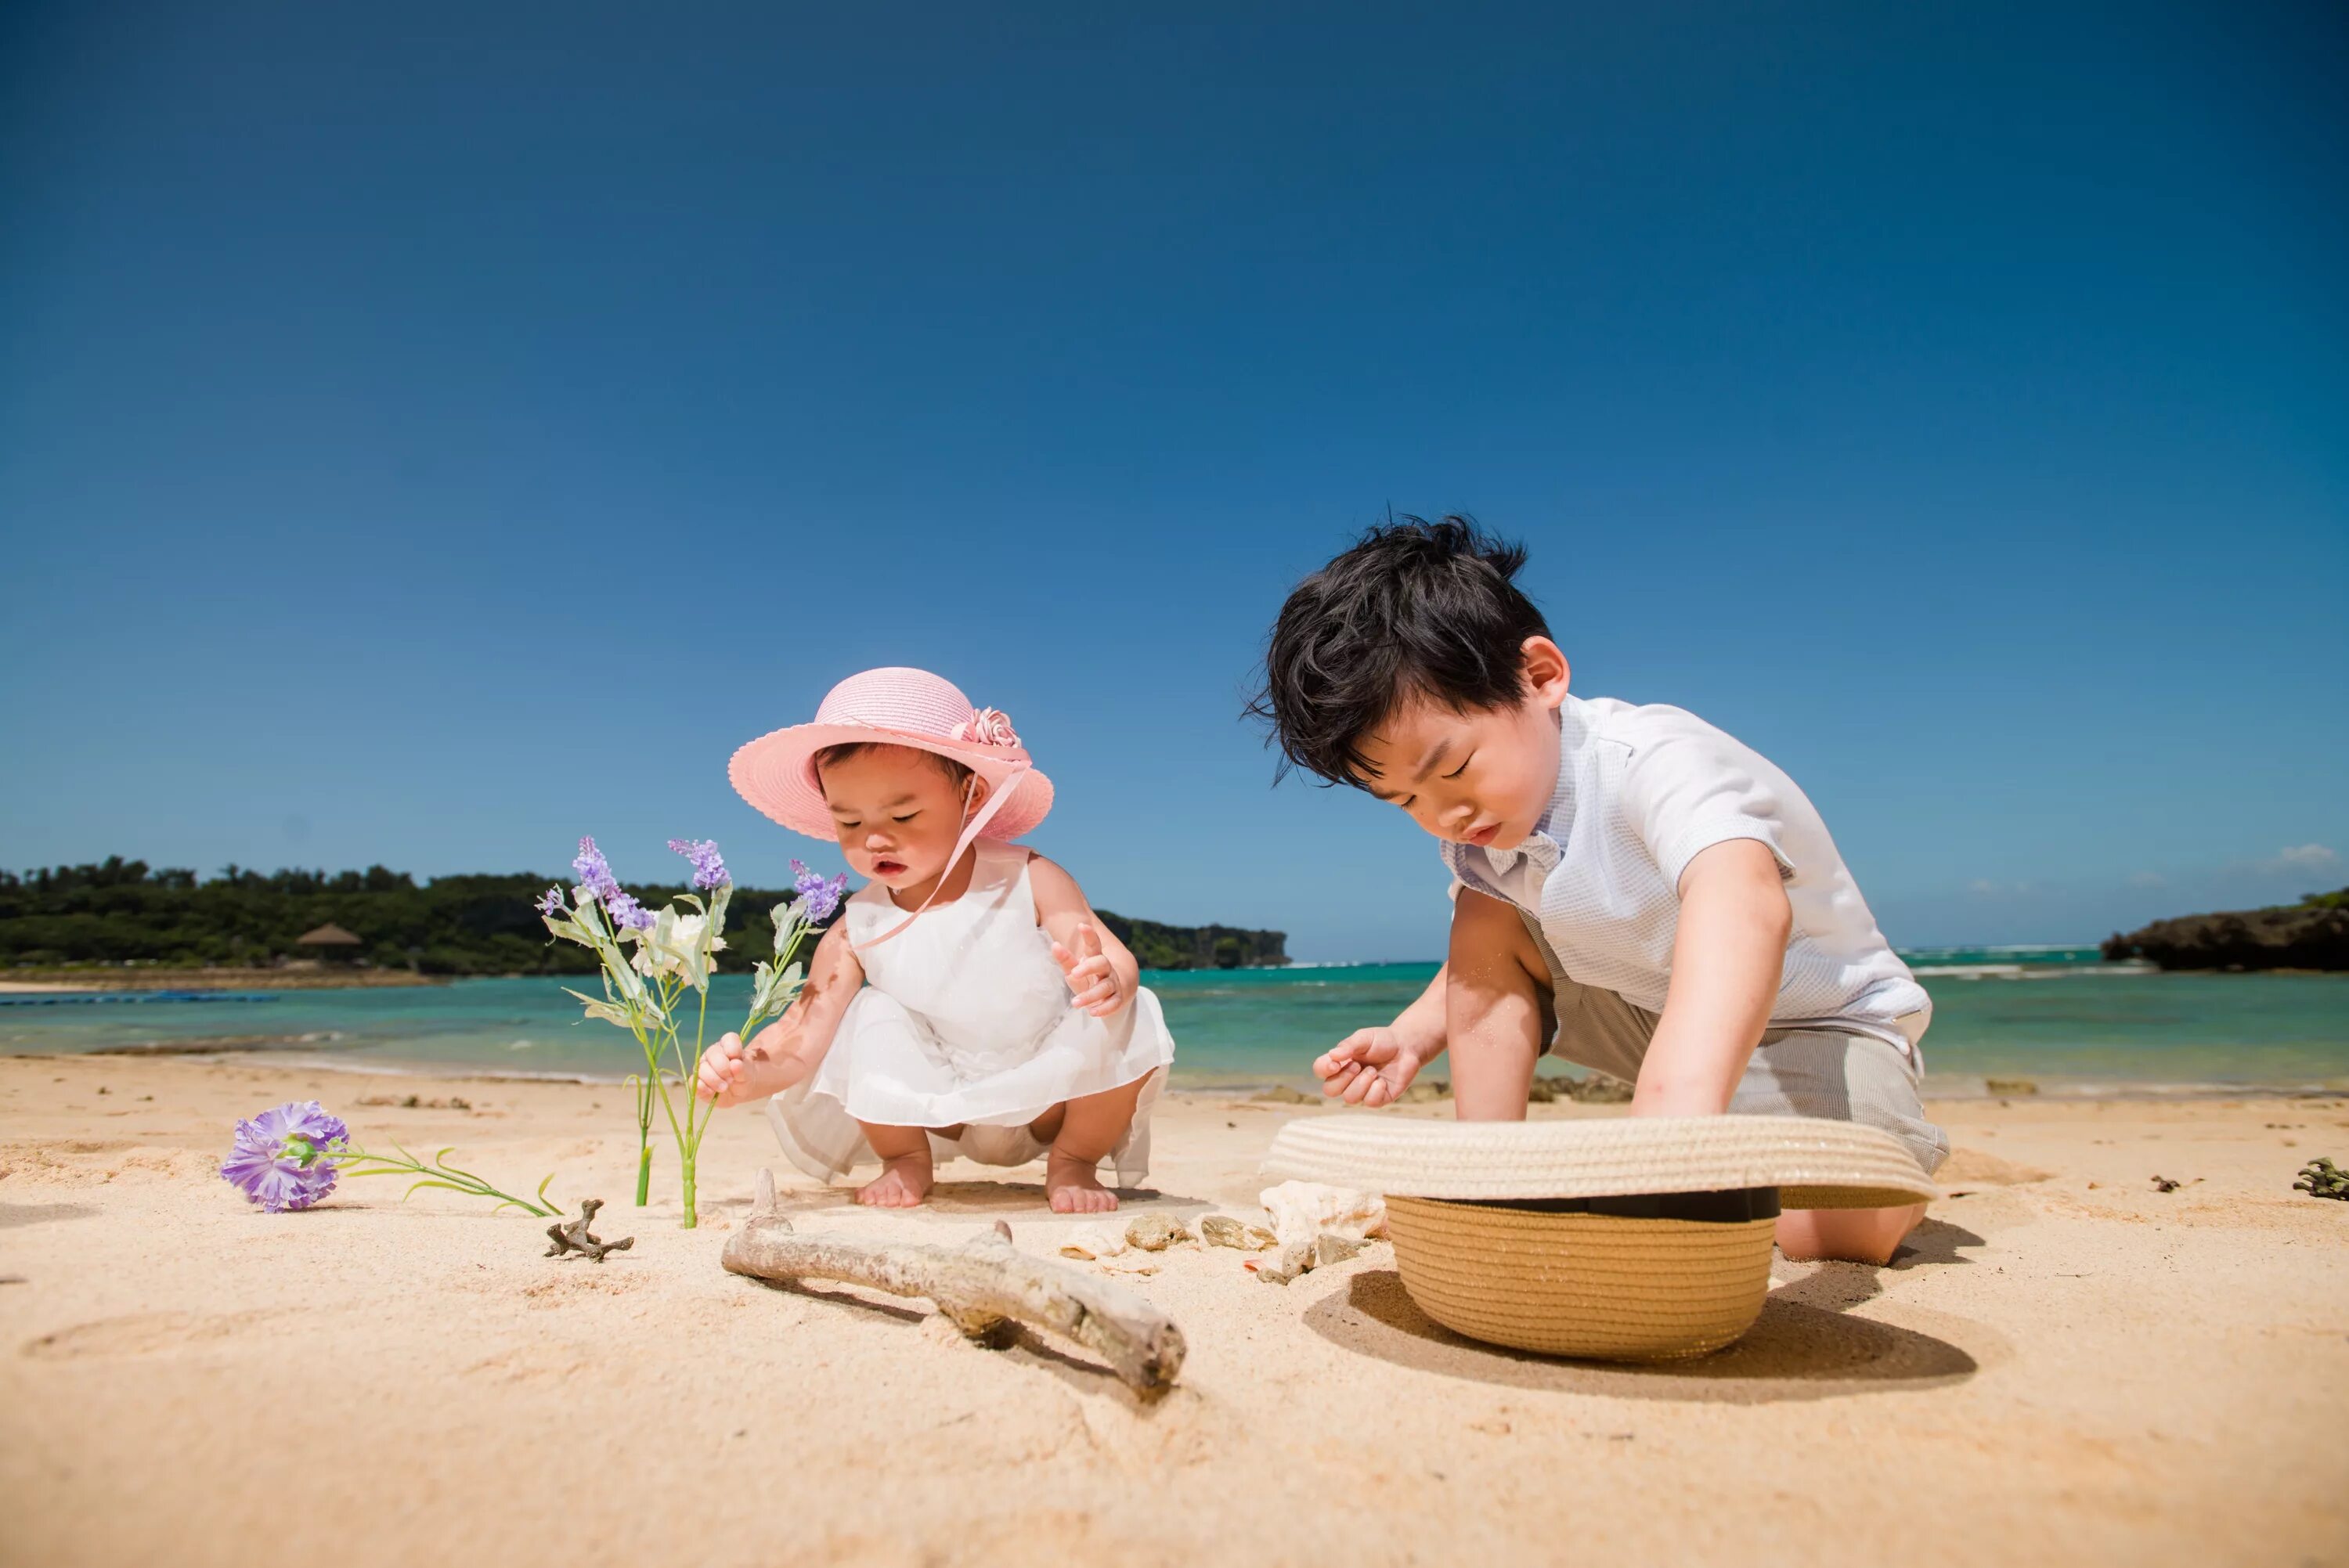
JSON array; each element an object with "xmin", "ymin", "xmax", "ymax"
[{"xmin": 2102, "ymin": 888, "xmax": 2349, "ymax": 971}]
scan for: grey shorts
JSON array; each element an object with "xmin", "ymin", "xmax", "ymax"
[{"xmin": 1523, "ymin": 915, "xmax": 1949, "ymax": 1178}]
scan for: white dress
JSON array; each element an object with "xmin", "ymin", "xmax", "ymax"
[{"xmin": 765, "ymin": 841, "xmax": 1176, "ymax": 1187}]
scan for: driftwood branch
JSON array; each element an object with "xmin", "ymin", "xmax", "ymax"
[
  {"xmin": 544, "ymin": 1198, "xmax": 633, "ymax": 1262},
  {"xmin": 721, "ymin": 1169, "xmax": 1187, "ymax": 1394}
]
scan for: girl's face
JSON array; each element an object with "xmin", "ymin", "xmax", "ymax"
[{"xmin": 817, "ymin": 745, "xmax": 987, "ymax": 894}]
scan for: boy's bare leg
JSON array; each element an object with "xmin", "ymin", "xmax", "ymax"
[
  {"xmin": 854, "ymin": 1120, "xmax": 935, "ymax": 1208},
  {"xmin": 1042, "ymin": 1074, "xmax": 1149, "ymax": 1213},
  {"xmin": 1445, "ymin": 890, "xmax": 1553, "ymax": 1120},
  {"xmin": 1776, "ymin": 1202, "xmax": 1926, "ymax": 1265}
]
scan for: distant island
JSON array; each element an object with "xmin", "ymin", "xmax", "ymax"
[
  {"xmin": 2102, "ymin": 887, "xmax": 2348, "ymax": 972},
  {"xmin": 0, "ymin": 858, "xmax": 1288, "ymax": 979}
]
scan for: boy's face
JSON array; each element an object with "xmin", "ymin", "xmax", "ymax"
[
  {"xmin": 1353, "ymin": 638, "xmax": 1571, "ymax": 852},
  {"xmin": 817, "ymin": 746, "xmax": 984, "ymax": 893}
]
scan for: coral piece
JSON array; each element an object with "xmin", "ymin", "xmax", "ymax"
[
  {"xmin": 1261, "ymin": 1181, "xmax": 1386, "ymax": 1248},
  {"xmin": 1124, "ymin": 1213, "xmax": 1188, "ymax": 1251},
  {"xmin": 1198, "ymin": 1213, "xmax": 1276, "ymax": 1251},
  {"xmin": 1313, "ymin": 1233, "xmax": 1365, "ymax": 1267},
  {"xmin": 1249, "ymin": 1249, "xmax": 1307, "ymax": 1285},
  {"xmin": 1249, "ymin": 1181, "xmax": 1387, "ymax": 1286},
  {"xmin": 544, "ymin": 1198, "xmax": 635, "ymax": 1262},
  {"xmin": 2295, "ymin": 1156, "xmax": 2348, "ymax": 1201},
  {"xmin": 723, "ymin": 1170, "xmax": 1185, "ymax": 1393}
]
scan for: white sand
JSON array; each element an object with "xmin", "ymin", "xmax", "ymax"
[{"xmin": 2, "ymin": 1055, "xmax": 2346, "ymax": 1566}]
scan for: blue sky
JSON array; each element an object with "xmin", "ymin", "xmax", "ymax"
[{"xmin": 2, "ymin": 2, "xmax": 2344, "ymax": 961}]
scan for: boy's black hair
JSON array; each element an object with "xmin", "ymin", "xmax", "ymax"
[{"xmin": 1247, "ymin": 514, "xmax": 1550, "ymax": 787}]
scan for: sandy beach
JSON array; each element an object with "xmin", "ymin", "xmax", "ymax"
[{"xmin": 2, "ymin": 1054, "xmax": 2344, "ymax": 1568}]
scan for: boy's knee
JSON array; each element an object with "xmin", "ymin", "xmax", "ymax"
[{"xmin": 1775, "ymin": 1202, "xmax": 1925, "ymax": 1266}]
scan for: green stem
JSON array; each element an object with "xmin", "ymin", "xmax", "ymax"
[
  {"xmin": 336, "ymin": 1144, "xmax": 561, "ymax": 1217},
  {"xmin": 628, "ymin": 1069, "xmax": 656, "ymax": 1206}
]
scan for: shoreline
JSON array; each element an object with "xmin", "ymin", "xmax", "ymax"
[
  {"xmin": 0, "ymin": 968, "xmax": 448, "ymax": 992},
  {"xmin": 5, "ymin": 1044, "xmax": 2344, "ymax": 1102}
]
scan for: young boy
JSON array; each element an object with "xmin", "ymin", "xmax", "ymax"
[{"xmin": 1251, "ymin": 517, "xmax": 1947, "ymax": 1264}]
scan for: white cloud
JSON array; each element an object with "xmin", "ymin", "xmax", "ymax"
[
  {"xmin": 1967, "ymin": 878, "xmax": 1999, "ymax": 895},
  {"xmin": 2255, "ymin": 843, "xmax": 2340, "ymax": 875},
  {"xmin": 2127, "ymin": 871, "xmax": 2167, "ymax": 889}
]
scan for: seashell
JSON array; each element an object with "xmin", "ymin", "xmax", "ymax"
[
  {"xmin": 1124, "ymin": 1213, "xmax": 1189, "ymax": 1251},
  {"xmin": 1313, "ymin": 1233, "xmax": 1365, "ymax": 1267},
  {"xmin": 1199, "ymin": 1213, "xmax": 1276, "ymax": 1250},
  {"xmin": 1058, "ymin": 1223, "xmax": 1128, "ymax": 1260},
  {"xmin": 1250, "ymin": 1242, "xmax": 1312, "ymax": 1285}
]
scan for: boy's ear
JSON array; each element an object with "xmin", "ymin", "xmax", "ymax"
[{"xmin": 1521, "ymin": 636, "xmax": 1571, "ymax": 710}]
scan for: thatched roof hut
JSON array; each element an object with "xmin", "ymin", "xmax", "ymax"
[{"xmin": 295, "ymin": 922, "xmax": 363, "ymax": 948}]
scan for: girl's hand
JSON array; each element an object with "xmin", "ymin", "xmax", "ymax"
[
  {"xmin": 1052, "ymin": 922, "xmax": 1128, "ymax": 1017},
  {"xmin": 695, "ymin": 1033, "xmax": 749, "ymax": 1105}
]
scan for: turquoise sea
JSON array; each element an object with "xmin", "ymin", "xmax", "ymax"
[{"xmin": 5, "ymin": 947, "xmax": 2345, "ymax": 1094}]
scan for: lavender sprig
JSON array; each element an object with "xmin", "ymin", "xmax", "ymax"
[
  {"xmin": 572, "ymin": 836, "xmax": 622, "ymax": 903},
  {"xmin": 792, "ymin": 858, "xmax": 849, "ymax": 923},
  {"xmin": 668, "ymin": 837, "xmax": 728, "ymax": 891}
]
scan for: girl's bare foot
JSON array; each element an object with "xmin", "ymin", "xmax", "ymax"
[
  {"xmin": 1046, "ymin": 1149, "xmax": 1117, "ymax": 1213},
  {"xmin": 857, "ymin": 1151, "xmax": 933, "ymax": 1207}
]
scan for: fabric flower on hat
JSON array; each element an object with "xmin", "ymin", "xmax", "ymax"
[{"xmin": 953, "ymin": 707, "xmax": 1020, "ymax": 748}]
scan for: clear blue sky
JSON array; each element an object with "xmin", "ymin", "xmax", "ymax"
[{"xmin": 3, "ymin": 2, "xmax": 2344, "ymax": 961}]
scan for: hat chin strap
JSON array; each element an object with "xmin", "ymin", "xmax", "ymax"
[{"xmin": 852, "ymin": 765, "xmax": 1026, "ymax": 951}]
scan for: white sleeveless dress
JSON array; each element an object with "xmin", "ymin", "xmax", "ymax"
[{"xmin": 764, "ymin": 841, "xmax": 1176, "ymax": 1187}]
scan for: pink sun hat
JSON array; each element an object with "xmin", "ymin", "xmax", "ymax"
[{"xmin": 728, "ymin": 667, "xmax": 1054, "ymax": 843}]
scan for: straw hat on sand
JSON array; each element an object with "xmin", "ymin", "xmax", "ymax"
[{"xmin": 1265, "ymin": 1114, "xmax": 1938, "ymax": 1362}]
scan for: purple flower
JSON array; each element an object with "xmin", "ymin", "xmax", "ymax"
[
  {"xmin": 536, "ymin": 885, "xmax": 566, "ymax": 917},
  {"xmin": 792, "ymin": 858, "xmax": 849, "ymax": 923},
  {"xmin": 667, "ymin": 837, "xmax": 728, "ymax": 891},
  {"xmin": 605, "ymin": 889, "xmax": 656, "ymax": 931},
  {"xmin": 220, "ymin": 1101, "xmax": 350, "ymax": 1213},
  {"xmin": 571, "ymin": 835, "xmax": 622, "ymax": 904}
]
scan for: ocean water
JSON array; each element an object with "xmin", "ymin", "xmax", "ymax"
[{"xmin": 5, "ymin": 952, "xmax": 2346, "ymax": 1094}]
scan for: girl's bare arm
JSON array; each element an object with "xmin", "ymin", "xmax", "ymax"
[
  {"xmin": 1028, "ymin": 853, "xmax": 1140, "ymax": 1018},
  {"xmin": 696, "ymin": 921, "xmax": 865, "ymax": 1105}
]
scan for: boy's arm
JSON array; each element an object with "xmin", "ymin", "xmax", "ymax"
[
  {"xmin": 696, "ymin": 921, "xmax": 864, "ymax": 1105},
  {"xmin": 1029, "ymin": 854, "xmax": 1140, "ymax": 1017},
  {"xmin": 1634, "ymin": 838, "xmax": 1792, "ymax": 1117}
]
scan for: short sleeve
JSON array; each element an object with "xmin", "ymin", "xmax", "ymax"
[{"xmin": 1615, "ymin": 712, "xmax": 1796, "ymax": 892}]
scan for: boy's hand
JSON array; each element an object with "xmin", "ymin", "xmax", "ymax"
[
  {"xmin": 1314, "ymin": 1027, "xmax": 1423, "ymax": 1108},
  {"xmin": 1051, "ymin": 922, "xmax": 1127, "ymax": 1017},
  {"xmin": 695, "ymin": 1033, "xmax": 751, "ymax": 1106}
]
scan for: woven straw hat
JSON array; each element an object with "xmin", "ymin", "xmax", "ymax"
[{"xmin": 1266, "ymin": 1114, "xmax": 1936, "ymax": 1362}]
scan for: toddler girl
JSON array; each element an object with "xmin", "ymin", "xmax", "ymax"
[{"xmin": 695, "ymin": 667, "xmax": 1175, "ymax": 1213}]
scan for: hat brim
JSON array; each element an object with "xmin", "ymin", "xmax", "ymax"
[
  {"xmin": 1265, "ymin": 1113, "xmax": 1938, "ymax": 1211},
  {"xmin": 729, "ymin": 722, "xmax": 1054, "ymax": 843}
]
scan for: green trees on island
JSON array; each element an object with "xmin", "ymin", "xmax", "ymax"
[{"xmin": 0, "ymin": 858, "xmax": 1288, "ymax": 975}]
